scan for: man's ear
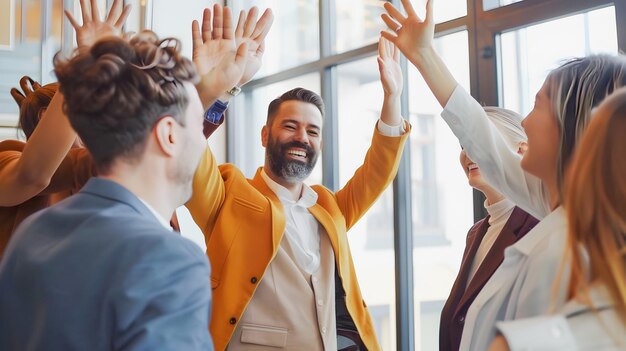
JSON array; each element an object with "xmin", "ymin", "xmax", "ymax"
[
  {"xmin": 153, "ymin": 116, "xmax": 177, "ymax": 157},
  {"xmin": 261, "ymin": 125, "xmax": 269, "ymax": 148}
]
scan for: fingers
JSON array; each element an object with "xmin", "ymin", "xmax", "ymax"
[
  {"xmin": 235, "ymin": 10, "xmax": 245, "ymax": 38},
  {"xmin": 243, "ymin": 7, "xmax": 258, "ymax": 38},
  {"xmin": 380, "ymin": 30, "xmax": 398, "ymax": 44},
  {"xmin": 378, "ymin": 35, "xmax": 385, "ymax": 59},
  {"xmin": 65, "ymin": 10, "xmax": 80, "ymax": 30},
  {"xmin": 234, "ymin": 42, "xmax": 249, "ymax": 66},
  {"xmin": 90, "ymin": 0, "xmax": 101, "ymax": 22},
  {"xmin": 401, "ymin": 0, "xmax": 418, "ymax": 18},
  {"xmin": 192, "ymin": 20, "xmax": 203, "ymax": 49},
  {"xmin": 212, "ymin": 3, "xmax": 223, "ymax": 40},
  {"xmin": 223, "ymin": 7, "xmax": 234, "ymax": 40},
  {"xmin": 383, "ymin": 2, "xmax": 406, "ymax": 24},
  {"xmin": 105, "ymin": 0, "xmax": 122, "ymax": 24},
  {"xmin": 201, "ymin": 8, "xmax": 212, "ymax": 42},
  {"xmin": 426, "ymin": 0, "xmax": 434, "ymax": 23},
  {"xmin": 393, "ymin": 41, "xmax": 400, "ymax": 61},
  {"xmin": 252, "ymin": 8, "xmax": 274, "ymax": 42},
  {"xmin": 80, "ymin": 0, "xmax": 91, "ymax": 25},
  {"xmin": 113, "ymin": 5, "xmax": 132, "ymax": 29},
  {"xmin": 381, "ymin": 14, "xmax": 400, "ymax": 32}
]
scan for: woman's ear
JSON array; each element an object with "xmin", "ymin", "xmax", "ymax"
[{"xmin": 153, "ymin": 116, "xmax": 178, "ymax": 157}]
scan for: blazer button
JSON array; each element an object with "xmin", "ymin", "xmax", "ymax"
[
  {"xmin": 458, "ymin": 316, "xmax": 465, "ymax": 324},
  {"xmin": 250, "ymin": 277, "xmax": 258, "ymax": 284},
  {"xmin": 229, "ymin": 317, "xmax": 237, "ymax": 325}
]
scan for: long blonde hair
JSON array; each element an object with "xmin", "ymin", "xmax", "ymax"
[
  {"xmin": 546, "ymin": 55, "xmax": 626, "ymax": 203},
  {"xmin": 563, "ymin": 87, "xmax": 626, "ymax": 324}
]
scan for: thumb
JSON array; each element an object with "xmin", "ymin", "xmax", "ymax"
[{"xmin": 235, "ymin": 42, "xmax": 249, "ymax": 66}]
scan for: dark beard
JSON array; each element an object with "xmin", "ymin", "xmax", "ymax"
[{"xmin": 266, "ymin": 137, "xmax": 318, "ymax": 183}]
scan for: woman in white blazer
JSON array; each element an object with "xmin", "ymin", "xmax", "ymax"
[
  {"xmin": 379, "ymin": 1, "xmax": 626, "ymax": 349},
  {"xmin": 489, "ymin": 87, "xmax": 626, "ymax": 351}
]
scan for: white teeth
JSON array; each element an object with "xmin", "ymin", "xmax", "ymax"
[
  {"xmin": 287, "ymin": 150, "xmax": 306, "ymax": 158},
  {"xmin": 468, "ymin": 164, "xmax": 479, "ymax": 171}
]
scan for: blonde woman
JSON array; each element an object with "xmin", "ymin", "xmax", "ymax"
[
  {"xmin": 381, "ymin": 1, "xmax": 626, "ymax": 349},
  {"xmin": 489, "ymin": 86, "xmax": 626, "ymax": 351}
]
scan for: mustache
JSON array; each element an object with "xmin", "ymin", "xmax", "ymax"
[{"xmin": 279, "ymin": 141, "xmax": 315, "ymax": 156}]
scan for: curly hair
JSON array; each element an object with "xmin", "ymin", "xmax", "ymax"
[
  {"xmin": 54, "ymin": 31, "xmax": 199, "ymax": 173},
  {"xmin": 10, "ymin": 76, "xmax": 59, "ymax": 139}
]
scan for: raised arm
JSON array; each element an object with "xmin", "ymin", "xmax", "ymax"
[
  {"xmin": 335, "ymin": 37, "xmax": 409, "ymax": 228},
  {"xmin": 0, "ymin": 0, "xmax": 130, "ymax": 207},
  {"xmin": 194, "ymin": 6, "xmax": 274, "ymax": 138},
  {"xmin": 381, "ymin": 0, "xmax": 456, "ymax": 107},
  {"xmin": 381, "ymin": 0, "xmax": 550, "ymax": 218}
]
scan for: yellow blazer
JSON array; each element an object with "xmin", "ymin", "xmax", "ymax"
[{"xmin": 186, "ymin": 122, "xmax": 409, "ymax": 351}]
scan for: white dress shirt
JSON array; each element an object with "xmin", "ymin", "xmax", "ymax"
[
  {"xmin": 466, "ymin": 198, "xmax": 515, "ymax": 286},
  {"xmin": 260, "ymin": 119, "xmax": 405, "ymax": 274},
  {"xmin": 139, "ymin": 198, "xmax": 172, "ymax": 231},
  {"xmin": 497, "ymin": 284, "xmax": 625, "ymax": 350}
]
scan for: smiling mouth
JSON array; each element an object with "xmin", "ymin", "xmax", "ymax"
[
  {"xmin": 468, "ymin": 163, "xmax": 479, "ymax": 172},
  {"xmin": 286, "ymin": 149, "xmax": 307, "ymax": 160}
]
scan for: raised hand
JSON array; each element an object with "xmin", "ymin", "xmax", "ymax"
[
  {"xmin": 234, "ymin": 7, "xmax": 274, "ymax": 86},
  {"xmin": 65, "ymin": 0, "xmax": 132, "ymax": 49},
  {"xmin": 192, "ymin": 4, "xmax": 250, "ymax": 108},
  {"xmin": 377, "ymin": 37, "xmax": 403, "ymax": 98},
  {"xmin": 380, "ymin": 0, "xmax": 434, "ymax": 64}
]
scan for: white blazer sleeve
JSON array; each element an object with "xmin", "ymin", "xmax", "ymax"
[{"xmin": 440, "ymin": 85, "xmax": 552, "ymax": 219}]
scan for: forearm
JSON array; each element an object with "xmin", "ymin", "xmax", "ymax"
[
  {"xmin": 380, "ymin": 93, "xmax": 402, "ymax": 127},
  {"xmin": 0, "ymin": 92, "xmax": 75, "ymax": 206},
  {"xmin": 409, "ymin": 47, "xmax": 458, "ymax": 108}
]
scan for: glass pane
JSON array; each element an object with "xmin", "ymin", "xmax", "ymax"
[
  {"xmin": 334, "ymin": 0, "xmax": 386, "ymax": 53},
  {"xmin": 150, "ymin": 0, "xmax": 210, "ymax": 59},
  {"xmin": 234, "ymin": 73, "xmax": 322, "ymax": 184},
  {"xmin": 407, "ymin": 30, "xmax": 473, "ymax": 351},
  {"xmin": 337, "ymin": 56, "xmax": 397, "ymax": 350},
  {"xmin": 484, "ymin": 0, "xmax": 524, "ymax": 11},
  {"xmin": 499, "ymin": 6, "xmax": 618, "ymax": 116},
  {"xmin": 410, "ymin": 0, "xmax": 467, "ymax": 24},
  {"xmin": 234, "ymin": 0, "xmax": 320, "ymax": 77}
]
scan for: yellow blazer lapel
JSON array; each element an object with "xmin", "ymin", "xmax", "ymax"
[
  {"xmin": 250, "ymin": 168, "xmax": 286, "ymax": 252},
  {"xmin": 308, "ymin": 203, "xmax": 341, "ymax": 263}
]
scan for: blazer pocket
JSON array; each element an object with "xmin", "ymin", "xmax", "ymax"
[{"xmin": 240, "ymin": 324, "xmax": 288, "ymax": 348}]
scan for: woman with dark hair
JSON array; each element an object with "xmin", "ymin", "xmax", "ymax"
[
  {"xmin": 381, "ymin": 1, "xmax": 626, "ymax": 349},
  {"xmin": 0, "ymin": 0, "xmax": 131, "ymax": 255},
  {"xmin": 490, "ymin": 86, "xmax": 626, "ymax": 351}
]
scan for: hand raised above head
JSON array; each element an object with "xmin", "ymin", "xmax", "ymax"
[
  {"xmin": 234, "ymin": 7, "xmax": 274, "ymax": 87},
  {"xmin": 380, "ymin": 0, "xmax": 434, "ymax": 63},
  {"xmin": 377, "ymin": 36, "xmax": 403, "ymax": 98},
  {"xmin": 65, "ymin": 0, "xmax": 132, "ymax": 49},
  {"xmin": 192, "ymin": 4, "xmax": 237, "ymax": 77}
]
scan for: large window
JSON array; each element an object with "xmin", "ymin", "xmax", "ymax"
[
  {"xmin": 337, "ymin": 56, "xmax": 397, "ymax": 350},
  {"xmin": 231, "ymin": 0, "xmax": 625, "ymax": 350}
]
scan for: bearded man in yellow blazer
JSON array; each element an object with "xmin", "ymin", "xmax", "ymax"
[{"xmin": 187, "ymin": 37, "xmax": 409, "ymax": 351}]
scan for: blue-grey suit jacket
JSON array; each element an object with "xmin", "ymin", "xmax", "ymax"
[{"xmin": 0, "ymin": 178, "xmax": 213, "ymax": 351}]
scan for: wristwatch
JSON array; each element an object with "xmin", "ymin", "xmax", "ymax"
[
  {"xmin": 204, "ymin": 99, "xmax": 229, "ymax": 125},
  {"xmin": 226, "ymin": 86, "xmax": 242, "ymax": 96}
]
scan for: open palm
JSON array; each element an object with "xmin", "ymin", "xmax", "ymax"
[
  {"xmin": 378, "ymin": 37, "xmax": 403, "ymax": 97},
  {"xmin": 65, "ymin": 0, "xmax": 131, "ymax": 49},
  {"xmin": 380, "ymin": 0, "xmax": 435, "ymax": 62},
  {"xmin": 234, "ymin": 7, "xmax": 274, "ymax": 86}
]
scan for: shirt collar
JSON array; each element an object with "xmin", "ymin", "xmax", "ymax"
[
  {"xmin": 138, "ymin": 198, "xmax": 172, "ymax": 231},
  {"xmin": 509, "ymin": 206, "xmax": 565, "ymax": 256},
  {"xmin": 261, "ymin": 169, "xmax": 318, "ymax": 208}
]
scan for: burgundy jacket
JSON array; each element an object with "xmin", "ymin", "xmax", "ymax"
[{"xmin": 439, "ymin": 206, "xmax": 538, "ymax": 351}]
